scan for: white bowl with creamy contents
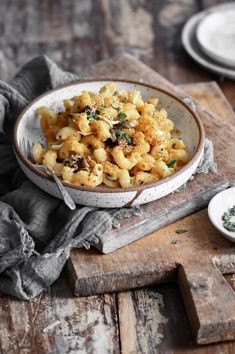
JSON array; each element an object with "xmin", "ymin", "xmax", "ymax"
[{"xmin": 13, "ymin": 80, "xmax": 205, "ymax": 208}]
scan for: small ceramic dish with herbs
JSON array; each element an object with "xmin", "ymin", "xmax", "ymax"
[{"xmin": 208, "ymin": 187, "xmax": 235, "ymax": 243}]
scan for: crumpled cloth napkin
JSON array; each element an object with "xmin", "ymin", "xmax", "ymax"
[
  {"xmin": 0, "ymin": 56, "xmax": 141, "ymax": 300},
  {"xmin": 0, "ymin": 56, "xmax": 217, "ymax": 300}
]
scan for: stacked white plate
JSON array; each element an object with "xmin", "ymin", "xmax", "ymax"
[{"xmin": 182, "ymin": 3, "xmax": 235, "ymax": 79}]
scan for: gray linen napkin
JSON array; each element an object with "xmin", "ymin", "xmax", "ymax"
[
  {"xmin": 0, "ymin": 56, "xmax": 216, "ymax": 300},
  {"xmin": 0, "ymin": 56, "xmax": 141, "ymax": 300}
]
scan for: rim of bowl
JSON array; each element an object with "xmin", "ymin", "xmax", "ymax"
[{"xmin": 13, "ymin": 79, "xmax": 205, "ymax": 194}]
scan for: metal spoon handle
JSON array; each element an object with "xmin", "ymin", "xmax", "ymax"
[{"xmin": 39, "ymin": 165, "xmax": 76, "ymax": 210}]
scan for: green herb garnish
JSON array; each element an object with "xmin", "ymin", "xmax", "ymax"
[
  {"xmin": 167, "ymin": 160, "xmax": 177, "ymax": 168},
  {"xmin": 124, "ymin": 135, "xmax": 133, "ymax": 144},
  {"xmin": 87, "ymin": 113, "xmax": 99, "ymax": 120},
  {"xmin": 115, "ymin": 112, "xmax": 130, "ymax": 128},
  {"xmin": 175, "ymin": 229, "xmax": 188, "ymax": 234},
  {"xmin": 84, "ymin": 106, "xmax": 99, "ymax": 121},
  {"xmin": 117, "ymin": 112, "xmax": 127, "ymax": 120},
  {"xmin": 114, "ymin": 129, "xmax": 122, "ymax": 138},
  {"xmin": 114, "ymin": 129, "xmax": 132, "ymax": 145},
  {"xmin": 222, "ymin": 206, "xmax": 235, "ymax": 232}
]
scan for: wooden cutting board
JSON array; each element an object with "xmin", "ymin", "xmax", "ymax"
[
  {"xmin": 67, "ymin": 55, "xmax": 235, "ymax": 345},
  {"xmin": 75, "ymin": 54, "xmax": 235, "ymax": 254}
]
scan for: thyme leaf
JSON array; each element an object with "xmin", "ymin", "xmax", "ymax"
[
  {"xmin": 117, "ymin": 112, "xmax": 127, "ymax": 120},
  {"xmin": 167, "ymin": 160, "xmax": 177, "ymax": 168},
  {"xmin": 84, "ymin": 105, "xmax": 99, "ymax": 120},
  {"xmin": 114, "ymin": 129, "xmax": 132, "ymax": 145},
  {"xmin": 222, "ymin": 206, "xmax": 235, "ymax": 232},
  {"xmin": 175, "ymin": 229, "xmax": 188, "ymax": 234}
]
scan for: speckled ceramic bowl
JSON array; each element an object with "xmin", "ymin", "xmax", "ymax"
[{"xmin": 13, "ymin": 80, "xmax": 205, "ymax": 208}]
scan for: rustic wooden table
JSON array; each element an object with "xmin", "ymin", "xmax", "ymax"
[{"xmin": 0, "ymin": 1, "xmax": 235, "ymax": 353}]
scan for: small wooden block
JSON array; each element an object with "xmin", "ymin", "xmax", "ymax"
[{"xmin": 179, "ymin": 259, "xmax": 235, "ymax": 344}]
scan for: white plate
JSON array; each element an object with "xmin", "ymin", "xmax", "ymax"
[
  {"xmin": 181, "ymin": 3, "xmax": 235, "ymax": 80},
  {"xmin": 208, "ymin": 187, "xmax": 235, "ymax": 243},
  {"xmin": 196, "ymin": 6, "xmax": 235, "ymax": 67}
]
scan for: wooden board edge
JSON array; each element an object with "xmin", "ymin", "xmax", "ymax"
[
  {"xmin": 97, "ymin": 180, "xmax": 232, "ymax": 254},
  {"xmin": 178, "ymin": 265, "xmax": 200, "ymax": 342},
  {"xmin": 70, "ymin": 268, "xmax": 177, "ymax": 297},
  {"xmin": 178, "ymin": 264, "xmax": 235, "ymax": 345},
  {"xmin": 179, "ymin": 81, "xmax": 235, "ymax": 125},
  {"xmin": 66, "ymin": 258, "xmax": 79, "ymax": 295}
]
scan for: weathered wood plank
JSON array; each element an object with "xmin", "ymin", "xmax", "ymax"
[
  {"xmin": 68, "ymin": 207, "xmax": 235, "ymax": 296},
  {"xmin": 68, "ymin": 54, "xmax": 235, "ymax": 254},
  {"xmin": 0, "ymin": 1, "xmax": 231, "ymax": 85},
  {"xmin": 118, "ymin": 284, "xmax": 235, "ymax": 354},
  {"xmin": 118, "ymin": 288, "xmax": 168, "ymax": 354},
  {"xmin": 67, "ymin": 54, "xmax": 235, "ymax": 345},
  {"xmin": 0, "ymin": 1, "xmax": 234, "ymax": 352},
  {"xmin": 224, "ymin": 274, "xmax": 235, "ymax": 291},
  {"xmin": 220, "ymin": 80, "xmax": 235, "ymax": 112},
  {"xmin": 0, "ymin": 0, "xmax": 234, "ymax": 114},
  {"xmin": 0, "ymin": 273, "xmax": 120, "ymax": 354},
  {"xmin": 0, "ymin": 0, "xmax": 98, "ymax": 80},
  {"xmin": 180, "ymin": 81, "xmax": 235, "ymax": 125},
  {"xmin": 178, "ymin": 258, "xmax": 235, "ymax": 344}
]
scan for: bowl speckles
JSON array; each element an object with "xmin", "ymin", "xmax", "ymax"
[{"xmin": 13, "ymin": 80, "xmax": 205, "ymax": 208}]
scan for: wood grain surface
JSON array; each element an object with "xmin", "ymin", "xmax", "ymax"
[
  {"xmin": 69, "ymin": 54, "xmax": 235, "ymax": 254},
  {"xmin": 1, "ymin": 0, "xmax": 235, "ymax": 353},
  {"xmin": 117, "ymin": 283, "xmax": 235, "ymax": 354},
  {"xmin": 67, "ymin": 54, "xmax": 235, "ymax": 345},
  {"xmin": 0, "ymin": 275, "xmax": 120, "ymax": 354},
  {"xmin": 0, "ymin": 0, "xmax": 233, "ymax": 98},
  {"xmin": 69, "ymin": 208, "xmax": 235, "ymax": 344}
]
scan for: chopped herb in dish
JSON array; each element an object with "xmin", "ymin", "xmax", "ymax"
[
  {"xmin": 84, "ymin": 105, "xmax": 99, "ymax": 120},
  {"xmin": 117, "ymin": 112, "xmax": 127, "ymax": 119},
  {"xmin": 222, "ymin": 205, "xmax": 235, "ymax": 232},
  {"xmin": 167, "ymin": 160, "xmax": 177, "ymax": 168},
  {"xmin": 113, "ymin": 129, "xmax": 132, "ymax": 145}
]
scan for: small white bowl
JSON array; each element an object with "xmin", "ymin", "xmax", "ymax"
[
  {"xmin": 208, "ymin": 187, "xmax": 235, "ymax": 243},
  {"xmin": 13, "ymin": 80, "xmax": 205, "ymax": 208}
]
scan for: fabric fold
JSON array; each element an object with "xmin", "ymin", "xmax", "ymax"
[{"xmin": 0, "ymin": 56, "xmax": 140, "ymax": 299}]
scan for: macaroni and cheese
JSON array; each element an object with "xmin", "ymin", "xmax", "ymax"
[{"xmin": 32, "ymin": 83, "xmax": 189, "ymax": 188}]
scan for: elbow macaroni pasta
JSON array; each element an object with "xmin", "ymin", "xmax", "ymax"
[{"xmin": 32, "ymin": 82, "xmax": 189, "ymax": 188}]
